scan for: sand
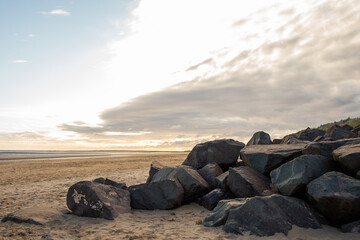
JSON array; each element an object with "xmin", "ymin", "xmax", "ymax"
[{"xmin": 0, "ymin": 153, "xmax": 359, "ymax": 239}]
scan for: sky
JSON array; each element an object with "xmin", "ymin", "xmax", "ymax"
[{"xmin": 0, "ymin": 0, "xmax": 359, "ymax": 150}]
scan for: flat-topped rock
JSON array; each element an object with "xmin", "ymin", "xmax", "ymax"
[
  {"xmin": 240, "ymin": 144, "xmax": 305, "ymax": 175},
  {"xmin": 182, "ymin": 139, "xmax": 245, "ymax": 169},
  {"xmin": 333, "ymin": 144, "xmax": 360, "ymax": 177}
]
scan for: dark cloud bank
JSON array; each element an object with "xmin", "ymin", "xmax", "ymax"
[{"xmin": 61, "ymin": 0, "xmax": 360, "ymax": 149}]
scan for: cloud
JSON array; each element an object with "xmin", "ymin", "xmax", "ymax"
[
  {"xmin": 10, "ymin": 60, "xmax": 28, "ymax": 63},
  {"xmin": 39, "ymin": 9, "xmax": 70, "ymax": 16},
  {"xmin": 186, "ymin": 58, "xmax": 214, "ymax": 71},
  {"xmin": 28, "ymin": 34, "xmax": 36, "ymax": 38}
]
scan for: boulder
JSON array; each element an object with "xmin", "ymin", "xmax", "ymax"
[
  {"xmin": 152, "ymin": 166, "xmax": 210, "ymax": 203},
  {"xmin": 240, "ymin": 144, "xmax": 305, "ymax": 175},
  {"xmin": 272, "ymin": 139, "xmax": 282, "ymax": 144},
  {"xmin": 324, "ymin": 124, "xmax": 357, "ymax": 140},
  {"xmin": 342, "ymin": 220, "xmax": 360, "ymax": 234},
  {"xmin": 204, "ymin": 194, "xmax": 321, "ymax": 236},
  {"xmin": 146, "ymin": 160, "xmax": 164, "ymax": 183},
  {"xmin": 270, "ymin": 155, "xmax": 335, "ymax": 196},
  {"xmin": 306, "ymin": 171, "xmax": 360, "ymax": 226},
  {"xmin": 198, "ymin": 188, "xmax": 235, "ymax": 211},
  {"xmin": 182, "ymin": 139, "xmax": 245, "ymax": 169},
  {"xmin": 66, "ymin": 181, "xmax": 131, "ymax": 220},
  {"xmin": 215, "ymin": 171, "xmax": 229, "ymax": 192},
  {"xmin": 333, "ymin": 144, "xmax": 360, "ymax": 177},
  {"xmin": 93, "ymin": 177, "xmax": 127, "ymax": 189},
  {"xmin": 129, "ymin": 179, "xmax": 184, "ymax": 210},
  {"xmin": 302, "ymin": 138, "xmax": 360, "ymax": 158},
  {"xmin": 297, "ymin": 128, "xmax": 325, "ymax": 141},
  {"xmin": 246, "ymin": 131, "xmax": 272, "ymax": 146},
  {"xmin": 198, "ymin": 163, "xmax": 223, "ymax": 189},
  {"xmin": 281, "ymin": 135, "xmax": 309, "ymax": 144},
  {"xmin": 227, "ymin": 167, "xmax": 272, "ymax": 198}
]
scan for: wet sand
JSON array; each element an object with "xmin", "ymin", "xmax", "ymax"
[{"xmin": 0, "ymin": 153, "xmax": 358, "ymax": 239}]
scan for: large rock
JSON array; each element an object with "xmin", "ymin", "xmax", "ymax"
[
  {"xmin": 146, "ymin": 160, "xmax": 165, "ymax": 183},
  {"xmin": 297, "ymin": 127, "xmax": 325, "ymax": 141},
  {"xmin": 198, "ymin": 163, "xmax": 223, "ymax": 189},
  {"xmin": 246, "ymin": 131, "xmax": 272, "ymax": 146},
  {"xmin": 333, "ymin": 144, "xmax": 360, "ymax": 177},
  {"xmin": 66, "ymin": 181, "xmax": 131, "ymax": 220},
  {"xmin": 129, "ymin": 179, "xmax": 184, "ymax": 210},
  {"xmin": 324, "ymin": 124, "xmax": 357, "ymax": 140},
  {"xmin": 152, "ymin": 166, "xmax": 210, "ymax": 203},
  {"xmin": 270, "ymin": 155, "xmax": 335, "ymax": 196},
  {"xmin": 93, "ymin": 177, "xmax": 127, "ymax": 189},
  {"xmin": 182, "ymin": 139, "xmax": 245, "ymax": 169},
  {"xmin": 227, "ymin": 167, "xmax": 272, "ymax": 198},
  {"xmin": 342, "ymin": 220, "xmax": 360, "ymax": 234},
  {"xmin": 306, "ymin": 171, "xmax": 360, "ymax": 226},
  {"xmin": 281, "ymin": 135, "xmax": 309, "ymax": 144},
  {"xmin": 204, "ymin": 194, "xmax": 321, "ymax": 236},
  {"xmin": 239, "ymin": 144, "xmax": 305, "ymax": 175},
  {"xmin": 198, "ymin": 188, "xmax": 235, "ymax": 211},
  {"xmin": 302, "ymin": 138, "xmax": 360, "ymax": 158}
]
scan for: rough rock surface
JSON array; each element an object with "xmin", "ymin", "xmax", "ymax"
[
  {"xmin": 216, "ymin": 171, "xmax": 230, "ymax": 192},
  {"xmin": 324, "ymin": 124, "xmax": 357, "ymax": 140},
  {"xmin": 246, "ymin": 131, "xmax": 272, "ymax": 146},
  {"xmin": 281, "ymin": 136, "xmax": 309, "ymax": 144},
  {"xmin": 270, "ymin": 155, "xmax": 335, "ymax": 196},
  {"xmin": 240, "ymin": 144, "xmax": 305, "ymax": 175},
  {"xmin": 302, "ymin": 138, "xmax": 360, "ymax": 158},
  {"xmin": 306, "ymin": 171, "xmax": 360, "ymax": 226},
  {"xmin": 333, "ymin": 144, "xmax": 360, "ymax": 177},
  {"xmin": 198, "ymin": 163, "xmax": 223, "ymax": 189},
  {"xmin": 152, "ymin": 166, "xmax": 210, "ymax": 203},
  {"xmin": 182, "ymin": 139, "xmax": 245, "ymax": 169},
  {"xmin": 227, "ymin": 167, "xmax": 272, "ymax": 198},
  {"xmin": 146, "ymin": 160, "xmax": 165, "ymax": 183},
  {"xmin": 298, "ymin": 128, "xmax": 325, "ymax": 141},
  {"xmin": 198, "ymin": 188, "xmax": 234, "ymax": 211},
  {"xmin": 129, "ymin": 179, "xmax": 184, "ymax": 210},
  {"xmin": 67, "ymin": 181, "xmax": 131, "ymax": 220},
  {"xmin": 342, "ymin": 220, "xmax": 360, "ymax": 234},
  {"xmin": 93, "ymin": 177, "xmax": 127, "ymax": 189},
  {"xmin": 204, "ymin": 194, "xmax": 321, "ymax": 236}
]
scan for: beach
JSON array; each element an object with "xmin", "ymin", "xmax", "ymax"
[{"xmin": 0, "ymin": 152, "xmax": 358, "ymax": 240}]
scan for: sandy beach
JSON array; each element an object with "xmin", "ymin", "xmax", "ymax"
[{"xmin": 0, "ymin": 152, "xmax": 359, "ymax": 240}]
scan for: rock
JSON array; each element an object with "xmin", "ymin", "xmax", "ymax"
[
  {"xmin": 182, "ymin": 139, "xmax": 245, "ymax": 169},
  {"xmin": 351, "ymin": 126, "xmax": 360, "ymax": 136},
  {"xmin": 246, "ymin": 131, "xmax": 272, "ymax": 146},
  {"xmin": 303, "ymin": 138, "xmax": 360, "ymax": 158},
  {"xmin": 281, "ymin": 135, "xmax": 309, "ymax": 144},
  {"xmin": 324, "ymin": 124, "xmax": 357, "ymax": 140},
  {"xmin": 146, "ymin": 160, "xmax": 164, "ymax": 183},
  {"xmin": 129, "ymin": 179, "xmax": 184, "ymax": 210},
  {"xmin": 198, "ymin": 188, "xmax": 235, "ymax": 211},
  {"xmin": 342, "ymin": 220, "xmax": 360, "ymax": 234},
  {"xmin": 240, "ymin": 144, "xmax": 305, "ymax": 175},
  {"xmin": 306, "ymin": 171, "xmax": 360, "ymax": 226},
  {"xmin": 198, "ymin": 163, "xmax": 223, "ymax": 189},
  {"xmin": 313, "ymin": 136, "xmax": 325, "ymax": 142},
  {"xmin": 1, "ymin": 206, "xmax": 59, "ymax": 225},
  {"xmin": 297, "ymin": 128, "xmax": 325, "ymax": 141},
  {"xmin": 216, "ymin": 171, "xmax": 229, "ymax": 191},
  {"xmin": 270, "ymin": 155, "xmax": 335, "ymax": 196},
  {"xmin": 333, "ymin": 144, "xmax": 360, "ymax": 177},
  {"xmin": 93, "ymin": 177, "xmax": 127, "ymax": 189},
  {"xmin": 66, "ymin": 181, "xmax": 131, "ymax": 220},
  {"xmin": 152, "ymin": 166, "xmax": 210, "ymax": 203},
  {"xmin": 272, "ymin": 139, "xmax": 282, "ymax": 144},
  {"xmin": 204, "ymin": 194, "xmax": 321, "ymax": 236},
  {"xmin": 227, "ymin": 167, "xmax": 272, "ymax": 198}
]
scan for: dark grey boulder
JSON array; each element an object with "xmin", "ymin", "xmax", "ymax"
[
  {"xmin": 324, "ymin": 124, "xmax": 357, "ymax": 140},
  {"xmin": 93, "ymin": 177, "xmax": 127, "ymax": 189},
  {"xmin": 215, "ymin": 171, "xmax": 229, "ymax": 192},
  {"xmin": 303, "ymin": 138, "xmax": 360, "ymax": 158},
  {"xmin": 333, "ymin": 144, "xmax": 360, "ymax": 177},
  {"xmin": 198, "ymin": 163, "xmax": 223, "ymax": 189},
  {"xmin": 272, "ymin": 139, "xmax": 282, "ymax": 144},
  {"xmin": 246, "ymin": 131, "xmax": 272, "ymax": 146},
  {"xmin": 240, "ymin": 144, "xmax": 305, "ymax": 175},
  {"xmin": 227, "ymin": 167, "xmax": 272, "ymax": 198},
  {"xmin": 306, "ymin": 171, "xmax": 360, "ymax": 226},
  {"xmin": 152, "ymin": 166, "xmax": 210, "ymax": 203},
  {"xmin": 270, "ymin": 155, "xmax": 335, "ymax": 196},
  {"xmin": 281, "ymin": 135, "xmax": 309, "ymax": 144},
  {"xmin": 298, "ymin": 128, "xmax": 325, "ymax": 141},
  {"xmin": 129, "ymin": 179, "xmax": 184, "ymax": 210},
  {"xmin": 198, "ymin": 188, "xmax": 235, "ymax": 210},
  {"xmin": 182, "ymin": 139, "xmax": 245, "ymax": 169},
  {"xmin": 146, "ymin": 160, "xmax": 165, "ymax": 183},
  {"xmin": 204, "ymin": 194, "xmax": 321, "ymax": 236},
  {"xmin": 342, "ymin": 220, "xmax": 360, "ymax": 234},
  {"xmin": 67, "ymin": 181, "xmax": 131, "ymax": 220}
]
